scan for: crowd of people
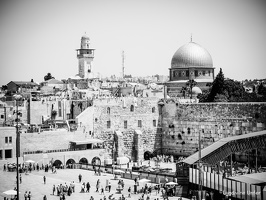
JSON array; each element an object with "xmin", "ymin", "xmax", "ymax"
[{"xmin": 2, "ymin": 161, "xmax": 183, "ymax": 200}]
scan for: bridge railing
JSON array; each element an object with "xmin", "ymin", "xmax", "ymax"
[
  {"xmin": 23, "ymin": 147, "xmax": 103, "ymax": 155},
  {"xmin": 72, "ymin": 163, "xmax": 182, "ymax": 184}
]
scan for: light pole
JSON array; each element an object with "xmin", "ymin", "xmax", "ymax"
[
  {"xmin": 14, "ymin": 94, "xmax": 22, "ymax": 200},
  {"xmin": 198, "ymin": 126, "xmax": 203, "ymax": 200}
]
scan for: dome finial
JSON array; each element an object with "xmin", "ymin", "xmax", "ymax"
[{"xmin": 190, "ymin": 33, "xmax": 193, "ymax": 42}]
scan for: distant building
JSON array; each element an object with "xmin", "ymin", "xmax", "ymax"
[
  {"xmin": 7, "ymin": 81, "xmax": 39, "ymax": 94},
  {"xmin": 166, "ymin": 40, "xmax": 215, "ymax": 97}
]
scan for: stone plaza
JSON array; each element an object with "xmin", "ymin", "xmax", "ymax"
[{"xmin": 0, "ymin": 166, "xmax": 188, "ymax": 200}]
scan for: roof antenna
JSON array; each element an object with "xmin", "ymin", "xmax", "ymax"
[{"xmin": 191, "ymin": 33, "xmax": 193, "ymax": 42}]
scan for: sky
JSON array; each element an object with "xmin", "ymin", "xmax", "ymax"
[{"xmin": 0, "ymin": 0, "xmax": 266, "ymax": 86}]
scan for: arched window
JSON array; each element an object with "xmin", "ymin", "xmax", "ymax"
[
  {"xmin": 130, "ymin": 105, "xmax": 134, "ymax": 112},
  {"xmin": 152, "ymin": 107, "xmax": 155, "ymax": 113},
  {"xmin": 107, "ymin": 107, "xmax": 110, "ymax": 114}
]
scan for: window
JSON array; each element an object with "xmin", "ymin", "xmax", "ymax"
[
  {"xmin": 5, "ymin": 137, "xmax": 8, "ymax": 144},
  {"xmin": 0, "ymin": 150, "xmax": 2, "ymax": 160},
  {"xmin": 186, "ymin": 70, "xmax": 189, "ymax": 77},
  {"xmin": 152, "ymin": 107, "xmax": 155, "ymax": 113},
  {"xmin": 5, "ymin": 149, "xmax": 12, "ymax": 158},
  {"xmin": 130, "ymin": 105, "xmax": 134, "ymax": 112},
  {"xmin": 107, "ymin": 120, "xmax": 111, "ymax": 128},
  {"xmin": 9, "ymin": 137, "xmax": 12, "ymax": 143},
  {"xmin": 208, "ymin": 71, "xmax": 211, "ymax": 76},
  {"xmin": 0, "ymin": 114, "xmax": 4, "ymax": 119},
  {"xmin": 195, "ymin": 70, "xmax": 198, "ymax": 77},
  {"xmin": 203, "ymin": 71, "xmax": 206, "ymax": 76},
  {"xmin": 124, "ymin": 120, "xmax": 127, "ymax": 129},
  {"xmin": 138, "ymin": 120, "xmax": 142, "ymax": 128},
  {"xmin": 179, "ymin": 72, "xmax": 181, "ymax": 77},
  {"xmin": 153, "ymin": 120, "xmax": 156, "ymax": 127},
  {"xmin": 107, "ymin": 107, "xmax": 110, "ymax": 114}
]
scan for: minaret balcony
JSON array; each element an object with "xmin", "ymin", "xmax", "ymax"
[{"xmin": 77, "ymin": 53, "xmax": 94, "ymax": 58}]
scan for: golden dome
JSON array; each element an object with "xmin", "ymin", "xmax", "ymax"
[{"xmin": 171, "ymin": 42, "xmax": 213, "ymax": 69}]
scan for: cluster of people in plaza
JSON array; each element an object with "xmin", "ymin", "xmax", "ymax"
[
  {"xmin": 2, "ymin": 162, "xmax": 182, "ymax": 200},
  {"xmin": 52, "ymin": 182, "xmax": 76, "ymax": 199}
]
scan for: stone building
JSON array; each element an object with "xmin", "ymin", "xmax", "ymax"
[
  {"xmin": 76, "ymin": 34, "xmax": 95, "ymax": 79},
  {"xmin": 166, "ymin": 39, "xmax": 215, "ymax": 97},
  {"xmin": 76, "ymin": 97, "xmax": 161, "ymax": 162}
]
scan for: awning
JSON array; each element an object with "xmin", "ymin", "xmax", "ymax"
[
  {"xmin": 70, "ymin": 139, "xmax": 104, "ymax": 145},
  {"xmin": 228, "ymin": 172, "xmax": 266, "ymax": 185}
]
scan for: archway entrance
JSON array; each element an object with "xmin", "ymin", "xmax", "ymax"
[
  {"xmin": 79, "ymin": 157, "xmax": 88, "ymax": 164},
  {"xmin": 66, "ymin": 159, "xmax": 76, "ymax": 168},
  {"xmin": 53, "ymin": 160, "xmax": 62, "ymax": 168},
  {"xmin": 91, "ymin": 157, "xmax": 101, "ymax": 171},
  {"xmin": 144, "ymin": 151, "xmax": 152, "ymax": 160}
]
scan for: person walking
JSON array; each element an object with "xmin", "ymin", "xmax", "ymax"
[
  {"xmin": 28, "ymin": 191, "xmax": 31, "ymax": 200},
  {"xmin": 78, "ymin": 174, "xmax": 82, "ymax": 183},
  {"xmin": 72, "ymin": 181, "xmax": 75, "ymax": 193},
  {"xmin": 101, "ymin": 186, "xmax": 104, "ymax": 195},
  {"xmin": 86, "ymin": 182, "xmax": 90, "ymax": 192},
  {"xmin": 43, "ymin": 195, "xmax": 47, "ymax": 200},
  {"xmin": 24, "ymin": 191, "xmax": 28, "ymax": 200},
  {"xmin": 108, "ymin": 182, "xmax": 111, "ymax": 193},
  {"xmin": 53, "ymin": 185, "xmax": 56, "ymax": 195},
  {"xmin": 128, "ymin": 187, "xmax": 131, "ymax": 198},
  {"xmin": 43, "ymin": 176, "xmax": 46, "ymax": 184}
]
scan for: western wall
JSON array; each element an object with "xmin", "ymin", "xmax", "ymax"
[{"xmin": 160, "ymin": 101, "xmax": 266, "ymax": 163}]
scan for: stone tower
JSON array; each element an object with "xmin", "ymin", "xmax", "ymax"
[{"xmin": 76, "ymin": 34, "xmax": 95, "ymax": 78}]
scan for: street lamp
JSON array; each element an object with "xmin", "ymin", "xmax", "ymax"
[
  {"xmin": 13, "ymin": 94, "xmax": 22, "ymax": 200},
  {"xmin": 198, "ymin": 126, "xmax": 204, "ymax": 200}
]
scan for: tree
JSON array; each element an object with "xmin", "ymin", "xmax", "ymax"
[
  {"xmin": 207, "ymin": 68, "xmax": 225, "ymax": 102},
  {"xmin": 1, "ymin": 85, "xmax": 7, "ymax": 91},
  {"xmin": 223, "ymin": 79, "xmax": 245, "ymax": 102},
  {"xmin": 258, "ymin": 82, "xmax": 266, "ymax": 96},
  {"xmin": 44, "ymin": 73, "xmax": 54, "ymax": 81},
  {"xmin": 186, "ymin": 79, "xmax": 197, "ymax": 99}
]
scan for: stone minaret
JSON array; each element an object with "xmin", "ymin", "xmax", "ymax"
[{"xmin": 76, "ymin": 34, "xmax": 95, "ymax": 78}]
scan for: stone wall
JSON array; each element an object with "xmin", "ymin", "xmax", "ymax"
[
  {"xmin": 161, "ymin": 102, "xmax": 266, "ymax": 157},
  {"xmin": 92, "ymin": 97, "xmax": 161, "ymax": 161}
]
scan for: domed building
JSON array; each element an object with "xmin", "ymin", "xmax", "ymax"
[{"xmin": 166, "ymin": 40, "xmax": 215, "ymax": 97}]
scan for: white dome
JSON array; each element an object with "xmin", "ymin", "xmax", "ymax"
[{"xmin": 192, "ymin": 86, "xmax": 202, "ymax": 94}]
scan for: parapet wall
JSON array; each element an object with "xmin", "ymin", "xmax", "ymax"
[{"xmin": 20, "ymin": 130, "xmax": 87, "ymax": 153}]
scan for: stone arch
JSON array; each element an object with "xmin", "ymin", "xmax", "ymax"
[
  {"xmin": 91, "ymin": 157, "xmax": 101, "ymax": 170},
  {"xmin": 144, "ymin": 151, "xmax": 152, "ymax": 160},
  {"xmin": 79, "ymin": 157, "xmax": 88, "ymax": 164},
  {"xmin": 66, "ymin": 158, "xmax": 76, "ymax": 167},
  {"xmin": 53, "ymin": 159, "xmax": 62, "ymax": 168}
]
